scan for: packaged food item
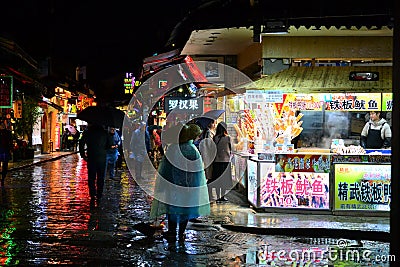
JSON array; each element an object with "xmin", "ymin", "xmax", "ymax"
[
  {"xmin": 275, "ymin": 144, "xmax": 284, "ymax": 152},
  {"xmin": 286, "ymin": 144, "xmax": 294, "ymax": 153}
]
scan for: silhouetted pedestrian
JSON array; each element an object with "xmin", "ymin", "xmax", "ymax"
[
  {"xmin": 0, "ymin": 122, "xmax": 13, "ymax": 186},
  {"xmin": 79, "ymin": 123, "xmax": 113, "ymax": 207},
  {"xmin": 129, "ymin": 122, "xmax": 150, "ymax": 179},
  {"xmin": 62, "ymin": 128, "xmax": 72, "ymax": 151},
  {"xmin": 115, "ymin": 128, "xmax": 124, "ymax": 168},
  {"xmin": 72, "ymin": 125, "xmax": 81, "ymax": 151}
]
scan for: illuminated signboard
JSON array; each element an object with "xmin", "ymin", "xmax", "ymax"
[
  {"xmin": 260, "ymin": 170, "xmax": 330, "ymax": 210},
  {"xmin": 382, "ymin": 93, "xmax": 393, "ymax": 111},
  {"xmin": 0, "ymin": 76, "xmax": 13, "ymax": 108},
  {"xmin": 325, "ymin": 93, "xmax": 381, "ymax": 111},
  {"xmin": 158, "ymin": 80, "xmax": 167, "ymax": 89},
  {"xmin": 124, "ymin": 73, "xmax": 134, "ymax": 94},
  {"xmin": 234, "ymin": 154, "xmax": 248, "ymax": 188},
  {"xmin": 164, "ymin": 97, "xmax": 203, "ymax": 114},
  {"xmin": 247, "ymin": 159, "xmax": 259, "ymax": 206},
  {"xmin": 257, "ymin": 92, "xmax": 385, "ymax": 112},
  {"xmin": 286, "ymin": 93, "xmax": 382, "ymax": 111},
  {"xmin": 334, "ymin": 163, "xmax": 391, "ymax": 211},
  {"xmin": 275, "ymin": 154, "xmax": 331, "ymax": 173},
  {"xmin": 245, "ymin": 90, "xmax": 283, "ymax": 103},
  {"xmin": 13, "ymin": 100, "xmax": 22, "ymax": 118}
]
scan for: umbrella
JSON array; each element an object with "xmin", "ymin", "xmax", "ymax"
[
  {"xmin": 195, "ymin": 109, "xmax": 225, "ymax": 130},
  {"xmin": 77, "ymin": 106, "xmax": 125, "ymax": 128},
  {"xmin": 64, "ymin": 125, "xmax": 77, "ymax": 134}
]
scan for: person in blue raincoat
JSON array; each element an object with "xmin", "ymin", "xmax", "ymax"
[
  {"xmin": 130, "ymin": 122, "xmax": 150, "ymax": 179},
  {"xmin": 105, "ymin": 127, "xmax": 121, "ymax": 179},
  {"xmin": 150, "ymin": 123, "xmax": 210, "ymax": 242}
]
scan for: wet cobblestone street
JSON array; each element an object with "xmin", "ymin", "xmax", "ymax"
[{"xmin": 1, "ymin": 154, "xmax": 391, "ymax": 266}]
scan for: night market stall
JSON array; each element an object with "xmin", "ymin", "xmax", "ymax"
[{"xmin": 229, "ymin": 66, "xmax": 392, "ymax": 216}]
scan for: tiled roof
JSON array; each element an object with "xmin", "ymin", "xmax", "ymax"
[{"xmin": 242, "ymin": 66, "xmax": 392, "ymax": 93}]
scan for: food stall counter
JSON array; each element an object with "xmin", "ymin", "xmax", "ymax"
[
  {"xmin": 247, "ymin": 153, "xmax": 331, "ymax": 211},
  {"xmin": 232, "ymin": 151, "xmax": 254, "ymax": 196}
]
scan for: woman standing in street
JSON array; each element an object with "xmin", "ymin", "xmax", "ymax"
[
  {"xmin": 210, "ymin": 122, "xmax": 233, "ymax": 202},
  {"xmin": 0, "ymin": 121, "xmax": 13, "ymax": 186},
  {"xmin": 198, "ymin": 120, "xmax": 216, "ymax": 200},
  {"xmin": 150, "ymin": 123, "xmax": 210, "ymax": 242}
]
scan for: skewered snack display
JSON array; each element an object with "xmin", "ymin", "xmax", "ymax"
[
  {"xmin": 274, "ymin": 106, "xmax": 303, "ymax": 144},
  {"xmin": 241, "ymin": 109, "xmax": 255, "ymax": 141},
  {"xmin": 236, "ymin": 109, "xmax": 255, "ymax": 142},
  {"xmin": 254, "ymin": 104, "xmax": 275, "ymax": 142}
]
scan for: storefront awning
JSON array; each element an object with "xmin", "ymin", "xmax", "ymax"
[
  {"xmin": 38, "ymin": 98, "xmax": 64, "ymax": 111},
  {"xmin": 240, "ymin": 66, "xmax": 392, "ymax": 93}
]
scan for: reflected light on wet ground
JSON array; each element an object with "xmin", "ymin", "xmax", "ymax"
[{"xmin": 0, "ymin": 154, "xmax": 391, "ymax": 266}]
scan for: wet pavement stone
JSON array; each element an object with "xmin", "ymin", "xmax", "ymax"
[{"xmin": 0, "ymin": 153, "xmax": 391, "ymax": 266}]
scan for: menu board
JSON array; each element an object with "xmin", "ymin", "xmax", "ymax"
[
  {"xmin": 334, "ymin": 163, "xmax": 391, "ymax": 211},
  {"xmin": 259, "ymin": 170, "xmax": 330, "ymax": 210}
]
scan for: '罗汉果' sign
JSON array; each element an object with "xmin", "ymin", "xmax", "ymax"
[{"xmin": 164, "ymin": 96, "xmax": 203, "ymax": 114}]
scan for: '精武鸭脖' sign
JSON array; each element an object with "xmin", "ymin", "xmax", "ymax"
[{"xmin": 164, "ymin": 97, "xmax": 203, "ymax": 114}]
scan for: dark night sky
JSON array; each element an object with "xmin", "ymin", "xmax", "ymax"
[
  {"xmin": 3, "ymin": 1, "xmax": 393, "ymax": 103},
  {"xmin": 1, "ymin": 0, "xmax": 200, "ymax": 102}
]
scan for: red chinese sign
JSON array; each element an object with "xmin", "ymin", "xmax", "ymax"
[{"xmin": 0, "ymin": 76, "xmax": 13, "ymax": 108}]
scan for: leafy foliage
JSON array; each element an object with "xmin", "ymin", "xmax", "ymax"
[{"xmin": 13, "ymin": 96, "xmax": 41, "ymax": 146}]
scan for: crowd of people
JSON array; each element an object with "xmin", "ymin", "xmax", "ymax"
[
  {"xmin": 61, "ymin": 126, "xmax": 81, "ymax": 151},
  {"xmin": 77, "ymin": 117, "xmax": 234, "ymax": 242}
]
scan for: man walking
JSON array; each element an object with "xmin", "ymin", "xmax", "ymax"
[
  {"xmin": 79, "ymin": 123, "xmax": 113, "ymax": 207},
  {"xmin": 0, "ymin": 121, "xmax": 13, "ymax": 186}
]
